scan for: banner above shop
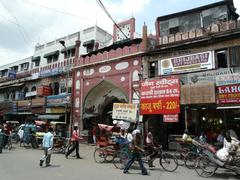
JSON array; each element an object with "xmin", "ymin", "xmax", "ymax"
[
  {"xmin": 46, "ymin": 93, "xmax": 71, "ymax": 107},
  {"xmin": 140, "ymin": 76, "xmax": 180, "ymax": 114},
  {"xmin": 112, "ymin": 103, "xmax": 137, "ymax": 122},
  {"xmin": 40, "ymin": 67, "xmax": 63, "ymax": 78},
  {"xmin": 187, "ymin": 68, "xmax": 233, "ymax": 84},
  {"xmin": 159, "ymin": 51, "xmax": 214, "ymax": 75},
  {"xmin": 163, "ymin": 114, "xmax": 178, "ymax": 123},
  {"xmin": 181, "ymin": 82, "xmax": 215, "ymax": 104},
  {"xmin": 216, "ymin": 73, "xmax": 240, "ymax": 86}
]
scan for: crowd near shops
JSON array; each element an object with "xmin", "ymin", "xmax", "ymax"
[{"xmin": 1, "ymin": 0, "xmax": 240, "ymax": 178}]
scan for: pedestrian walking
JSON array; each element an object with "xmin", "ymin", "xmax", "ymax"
[
  {"xmin": 123, "ymin": 130, "xmax": 148, "ymax": 175},
  {"xmin": 0, "ymin": 124, "xmax": 5, "ymax": 153},
  {"xmin": 40, "ymin": 127, "xmax": 54, "ymax": 167},
  {"xmin": 65, "ymin": 126, "xmax": 83, "ymax": 159},
  {"xmin": 92, "ymin": 125, "xmax": 96, "ymax": 145}
]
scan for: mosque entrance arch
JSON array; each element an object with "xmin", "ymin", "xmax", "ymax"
[{"xmin": 82, "ymin": 80, "xmax": 128, "ymax": 129}]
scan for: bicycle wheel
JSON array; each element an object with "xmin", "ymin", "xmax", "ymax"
[
  {"xmin": 112, "ymin": 150, "xmax": 129, "ymax": 169},
  {"xmin": 94, "ymin": 147, "xmax": 106, "ymax": 163},
  {"xmin": 7, "ymin": 142, "xmax": 12, "ymax": 150},
  {"xmin": 160, "ymin": 152, "xmax": 178, "ymax": 172},
  {"xmin": 184, "ymin": 152, "xmax": 198, "ymax": 169},
  {"xmin": 174, "ymin": 150, "xmax": 185, "ymax": 166},
  {"xmin": 194, "ymin": 156, "xmax": 217, "ymax": 178},
  {"xmin": 104, "ymin": 147, "xmax": 115, "ymax": 162}
]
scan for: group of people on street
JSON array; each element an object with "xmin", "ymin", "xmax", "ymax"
[
  {"xmin": 112, "ymin": 126, "xmax": 161, "ymax": 176},
  {"xmin": 39, "ymin": 125, "xmax": 83, "ymax": 167},
  {"xmin": 182, "ymin": 128, "xmax": 240, "ymax": 163},
  {"xmin": 0, "ymin": 123, "xmax": 12, "ymax": 153}
]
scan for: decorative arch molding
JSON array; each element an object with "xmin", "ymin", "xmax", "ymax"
[{"xmin": 82, "ymin": 80, "xmax": 128, "ymax": 123}]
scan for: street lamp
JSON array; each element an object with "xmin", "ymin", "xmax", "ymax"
[{"xmin": 59, "ymin": 40, "xmax": 72, "ymax": 134}]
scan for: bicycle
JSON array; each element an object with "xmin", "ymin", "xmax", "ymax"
[
  {"xmin": 143, "ymin": 145, "xmax": 178, "ymax": 172},
  {"xmin": 174, "ymin": 139, "xmax": 202, "ymax": 169},
  {"xmin": 6, "ymin": 135, "xmax": 12, "ymax": 150},
  {"xmin": 112, "ymin": 144, "xmax": 132, "ymax": 169},
  {"xmin": 113, "ymin": 145, "xmax": 179, "ymax": 172}
]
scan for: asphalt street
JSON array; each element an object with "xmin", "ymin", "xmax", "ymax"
[{"xmin": 0, "ymin": 144, "xmax": 239, "ymax": 180}]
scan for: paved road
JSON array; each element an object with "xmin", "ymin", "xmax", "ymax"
[{"xmin": 0, "ymin": 144, "xmax": 238, "ymax": 180}]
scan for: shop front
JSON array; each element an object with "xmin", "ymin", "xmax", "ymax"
[
  {"xmin": 45, "ymin": 94, "xmax": 71, "ymax": 123},
  {"xmin": 140, "ymin": 76, "xmax": 181, "ymax": 149}
]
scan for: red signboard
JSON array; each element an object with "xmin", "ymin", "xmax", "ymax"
[
  {"xmin": 140, "ymin": 76, "xmax": 180, "ymax": 114},
  {"xmin": 163, "ymin": 114, "xmax": 179, "ymax": 123},
  {"xmin": 217, "ymin": 84, "xmax": 240, "ymax": 104},
  {"xmin": 37, "ymin": 86, "xmax": 52, "ymax": 96}
]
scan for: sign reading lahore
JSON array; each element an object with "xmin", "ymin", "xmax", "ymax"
[
  {"xmin": 217, "ymin": 84, "xmax": 240, "ymax": 104},
  {"xmin": 140, "ymin": 76, "xmax": 180, "ymax": 114}
]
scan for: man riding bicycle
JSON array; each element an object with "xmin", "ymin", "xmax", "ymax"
[{"xmin": 146, "ymin": 127, "xmax": 159, "ymax": 167}]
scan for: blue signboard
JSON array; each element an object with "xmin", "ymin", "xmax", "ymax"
[{"xmin": 8, "ymin": 70, "xmax": 16, "ymax": 79}]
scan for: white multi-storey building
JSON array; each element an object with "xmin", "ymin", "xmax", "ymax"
[{"xmin": 0, "ymin": 25, "xmax": 112, "ymax": 122}]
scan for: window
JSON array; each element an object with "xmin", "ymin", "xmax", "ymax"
[
  {"xmin": 216, "ymin": 49, "xmax": 227, "ymax": 68},
  {"xmin": 149, "ymin": 61, "xmax": 158, "ymax": 78},
  {"xmin": 64, "ymin": 49, "xmax": 75, "ymax": 59},
  {"xmin": 53, "ymin": 82, "xmax": 59, "ymax": 95},
  {"xmin": 35, "ymin": 60, "xmax": 40, "ymax": 67},
  {"xmin": 230, "ymin": 46, "xmax": 240, "ymax": 66},
  {"xmin": 47, "ymin": 55, "xmax": 59, "ymax": 64},
  {"xmin": 169, "ymin": 26, "xmax": 179, "ymax": 34},
  {"xmin": 21, "ymin": 63, "xmax": 29, "ymax": 71}
]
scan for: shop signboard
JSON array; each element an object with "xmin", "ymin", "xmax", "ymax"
[
  {"xmin": 17, "ymin": 100, "xmax": 31, "ymax": 111},
  {"xmin": 112, "ymin": 103, "xmax": 137, "ymax": 122},
  {"xmin": 181, "ymin": 82, "xmax": 215, "ymax": 104},
  {"xmin": 25, "ymin": 91, "xmax": 37, "ymax": 98},
  {"xmin": 46, "ymin": 94, "xmax": 71, "ymax": 107},
  {"xmin": 216, "ymin": 73, "xmax": 240, "ymax": 86},
  {"xmin": 16, "ymin": 71, "xmax": 31, "ymax": 79},
  {"xmin": 40, "ymin": 69, "xmax": 52, "ymax": 77},
  {"xmin": 46, "ymin": 107, "xmax": 66, "ymax": 113},
  {"xmin": 187, "ymin": 68, "xmax": 233, "ymax": 84},
  {"xmin": 8, "ymin": 70, "xmax": 16, "ymax": 79},
  {"xmin": 32, "ymin": 97, "xmax": 45, "ymax": 107},
  {"xmin": 159, "ymin": 51, "xmax": 214, "ymax": 75},
  {"xmin": 217, "ymin": 84, "xmax": 240, "ymax": 104},
  {"xmin": 140, "ymin": 76, "xmax": 180, "ymax": 114},
  {"xmin": 37, "ymin": 86, "xmax": 52, "ymax": 96},
  {"xmin": 163, "ymin": 114, "xmax": 178, "ymax": 123}
]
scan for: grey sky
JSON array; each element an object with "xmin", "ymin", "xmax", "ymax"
[{"xmin": 0, "ymin": 0, "xmax": 239, "ymax": 66}]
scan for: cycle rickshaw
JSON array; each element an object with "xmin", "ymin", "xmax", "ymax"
[{"xmin": 93, "ymin": 124, "xmax": 120, "ymax": 163}]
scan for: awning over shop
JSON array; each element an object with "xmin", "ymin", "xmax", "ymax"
[
  {"xmin": 37, "ymin": 114, "xmax": 63, "ymax": 120},
  {"xmin": 32, "ymin": 56, "xmax": 41, "ymax": 61},
  {"xmin": 217, "ymin": 106, "xmax": 240, "ymax": 109},
  {"xmin": 43, "ymin": 50, "xmax": 59, "ymax": 58},
  {"xmin": 60, "ymin": 45, "xmax": 76, "ymax": 53},
  {"xmin": 0, "ymin": 83, "xmax": 24, "ymax": 90}
]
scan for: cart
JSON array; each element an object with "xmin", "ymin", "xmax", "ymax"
[{"xmin": 93, "ymin": 124, "xmax": 119, "ymax": 163}]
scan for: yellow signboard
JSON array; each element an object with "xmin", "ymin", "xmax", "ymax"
[{"xmin": 112, "ymin": 103, "xmax": 137, "ymax": 122}]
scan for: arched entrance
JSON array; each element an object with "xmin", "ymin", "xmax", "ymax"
[{"xmin": 82, "ymin": 80, "xmax": 128, "ymax": 129}]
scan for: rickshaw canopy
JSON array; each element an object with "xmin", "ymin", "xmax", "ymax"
[{"xmin": 97, "ymin": 124, "xmax": 114, "ymax": 132}]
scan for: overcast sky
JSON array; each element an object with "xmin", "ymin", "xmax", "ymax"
[{"xmin": 0, "ymin": 0, "xmax": 239, "ymax": 66}]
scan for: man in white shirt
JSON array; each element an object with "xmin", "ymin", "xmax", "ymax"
[{"xmin": 40, "ymin": 127, "xmax": 54, "ymax": 167}]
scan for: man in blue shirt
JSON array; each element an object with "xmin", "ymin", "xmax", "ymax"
[{"xmin": 40, "ymin": 127, "xmax": 54, "ymax": 167}]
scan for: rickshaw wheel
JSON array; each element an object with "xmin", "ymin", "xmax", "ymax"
[
  {"xmin": 112, "ymin": 150, "xmax": 129, "ymax": 169},
  {"xmin": 184, "ymin": 152, "xmax": 198, "ymax": 169},
  {"xmin": 194, "ymin": 156, "xmax": 217, "ymax": 178},
  {"xmin": 160, "ymin": 152, "xmax": 178, "ymax": 172},
  {"xmin": 94, "ymin": 147, "xmax": 106, "ymax": 163},
  {"xmin": 104, "ymin": 147, "xmax": 115, "ymax": 162}
]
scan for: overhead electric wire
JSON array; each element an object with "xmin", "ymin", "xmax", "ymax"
[
  {"xmin": 96, "ymin": 0, "xmax": 128, "ymax": 39},
  {"xmin": 0, "ymin": 1, "xmax": 31, "ymax": 46}
]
